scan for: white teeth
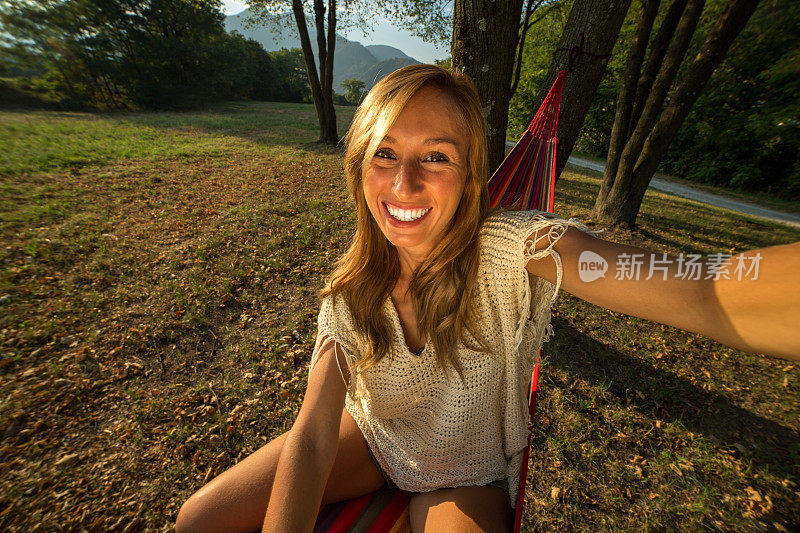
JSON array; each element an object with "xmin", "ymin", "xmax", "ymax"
[{"xmin": 386, "ymin": 203, "xmax": 431, "ymax": 222}]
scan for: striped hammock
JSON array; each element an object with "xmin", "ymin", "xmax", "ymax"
[
  {"xmin": 313, "ymin": 71, "xmax": 567, "ymax": 533},
  {"xmin": 313, "ymin": 486, "xmax": 411, "ymax": 533},
  {"xmin": 488, "ymin": 71, "xmax": 565, "ymax": 212}
]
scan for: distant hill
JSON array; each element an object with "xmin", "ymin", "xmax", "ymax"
[
  {"xmin": 360, "ymin": 57, "xmax": 422, "ymax": 88},
  {"xmin": 225, "ymin": 10, "xmax": 419, "ymax": 91},
  {"xmin": 365, "ymin": 45, "xmax": 411, "ymax": 62}
]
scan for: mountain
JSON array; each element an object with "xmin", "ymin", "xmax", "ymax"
[
  {"xmin": 360, "ymin": 57, "xmax": 421, "ymax": 87},
  {"xmin": 225, "ymin": 10, "xmax": 419, "ymax": 91},
  {"xmin": 224, "ymin": 11, "xmax": 299, "ymax": 50},
  {"xmin": 365, "ymin": 45, "xmax": 411, "ymax": 62}
]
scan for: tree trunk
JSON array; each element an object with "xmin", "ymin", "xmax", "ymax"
[
  {"xmin": 323, "ymin": 0, "xmax": 338, "ymax": 143},
  {"xmin": 292, "ymin": 2, "xmax": 325, "ymax": 137},
  {"xmin": 598, "ymin": 0, "xmax": 661, "ymax": 207},
  {"xmin": 452, "ymin": 0, "xmax": 524, "ymax": 176},
  {"xmin": 292, "ymin": 0, "xmax": 338, "ymax": 144},
  {"xmin": 313, "ymin": 0, "xmax": 338, "ymax": 143},
  {"xmin": 596, "ymin": 0, "xmax": 761, "ymax": 227},
  {"xmin": 607, "ymin": 0, "xmax": 705, "ymax": 201},
  {"xmin": 534, "ymin": 0, "xmax": 632, "ymax": 183}
]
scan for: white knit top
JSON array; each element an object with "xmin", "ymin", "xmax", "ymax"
[{"xmin": 309, "ymin": 209, "xmax": 595, "ymax": 507}]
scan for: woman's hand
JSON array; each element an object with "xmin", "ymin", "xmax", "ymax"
[{"xmin": 525, "ymin": 226, "xmax": 800, "ymax": 361}]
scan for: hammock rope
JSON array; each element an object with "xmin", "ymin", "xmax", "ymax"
[{"xmin": 554, "ymin": 32, "xmax": 612, "ymax": 74}]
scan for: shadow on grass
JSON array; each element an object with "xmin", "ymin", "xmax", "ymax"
[
  {"xmin": 112, "ymin": 101, "xmax": 355, "ymax": 154},
  {"xmin": 545, "ymin": 318, "xmax": 799, "ymax": 478}
]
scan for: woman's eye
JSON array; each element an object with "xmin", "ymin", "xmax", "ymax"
[
  {"xmin": 374, "ymin": 149, "xmax": 395, "ymax": 160},
  {"xmin": 424, "ymin": 153, "xmax": 449, "ymax": 163}
]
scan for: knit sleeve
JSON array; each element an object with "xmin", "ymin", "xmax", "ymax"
[
  {"xmin": 482, "ymin": 209, "xmax": 598, "ymax": 299},
  {"xmin": 479, "ymin": 209, "xmax": 599, "ymax": 353},
  {"xmin": 309, "ymin": 294, "xmax": 360, "ymax": 400}
]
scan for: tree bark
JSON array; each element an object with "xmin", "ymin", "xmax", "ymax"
[
  {"xmin": 597, "ymin": 0, "xmax": 761, "ymax": 227},
  {"xmin": 597, "ymin": 0, "xmax": 661, "ymax": 207},
  {"xmin": 452, "ymin": 0, "xmax": 525, "ymax": 176},
  {"xmin": 533, "ymin": 0, "xmax": 633, "ymax": 183}
]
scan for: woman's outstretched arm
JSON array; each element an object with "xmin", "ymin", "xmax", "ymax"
[
  {"xmin": 262, "ymin": 336, "xmax": 349, "ymax": 532},
  {"xmin": 525, "ymin": 226, "xmax": 800, "ymax": 361}
]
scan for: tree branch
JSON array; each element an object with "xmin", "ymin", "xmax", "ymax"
[
  {"xmin": 628, "ymin": 0, "xmax": 688, "ymax": 134},
  {"xmin": 525, "ymin": 0, "xmax": 560, "ymax": 32},
  {"xmin": 511, "ymin": 0, "xmax": 540, "ymax": 96}
]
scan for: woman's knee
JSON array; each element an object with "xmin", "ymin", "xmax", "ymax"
[
  {"xmin": 173, "ymin": 411, "xmax": 382, "ymax": 531},
  {"xmin": 174, "ymin": 432, "xmax": 288, "ymax": 533},
  {"xmin": 175, "ymin": 465, "xmax": 272, "ymax": 533},
  {"xmin": 175, "ymin": 488, "xmax": 216, "ymax": 533}
]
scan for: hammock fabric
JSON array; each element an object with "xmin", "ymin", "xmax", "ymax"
[
  {"xmin": 488, "ymin": 70, "xmax": 565, "ymax": 212},
  {"xmin": 313, "ymin": 486, "xmax": 412, "ymax": 533},
  {"xmin": 312, "ymin": 71, "xmax": 567, "ymax": 533}
]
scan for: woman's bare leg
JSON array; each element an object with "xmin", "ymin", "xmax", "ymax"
[
  {"xmin": 175, "ymin": 408, "xmax": 386, "ymax": 533},
  {"xmin": 408, "ymin": 485, "xmax": 512, "ymax": 533}
]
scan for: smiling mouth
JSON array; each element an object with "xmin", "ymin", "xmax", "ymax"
[{"xmin": 383, "ymin": 202, "xmax": 431, "ymax": 222}]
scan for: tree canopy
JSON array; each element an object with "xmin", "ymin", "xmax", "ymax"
[
  {"xmin": 0, "ymin": 0, "xmax": 310, "ymax": 109},
  {"xmin": 340, "ymin": 78, "xmax": 365, "ymax": 105}
]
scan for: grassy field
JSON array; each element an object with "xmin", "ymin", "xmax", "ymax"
[{"xmin": 1, "ymin": 101, "xmax": 798, "ymax": 532}]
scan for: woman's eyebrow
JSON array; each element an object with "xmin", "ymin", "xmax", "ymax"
[
  {"xmin": 423, "ymin": 137, "xmax": 461, "ymax": 148},
  {"xmin": 380, "ymin": 135, "xmax": 461, "ymax": 148}
]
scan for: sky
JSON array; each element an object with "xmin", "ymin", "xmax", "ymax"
[
  {"xmin": 222, "ymin": 1, "xmax": 248, "ymax": 15},
  {"xmin": 220, "ymin": 1, "xmax": 448, "ymax": 64}
]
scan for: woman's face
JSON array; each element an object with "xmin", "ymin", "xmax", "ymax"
[{"xmin": 362, "ymin": 86, "xmax": 469, "ymax": 262}]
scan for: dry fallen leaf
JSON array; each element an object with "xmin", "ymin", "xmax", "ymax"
[
  {"xmin": 745, "ymin": 486, "xmax": 762, "ymax": 502},
  {"xmin": 54, "ymin": 453, "xmax": 79, "ymax": 468}
]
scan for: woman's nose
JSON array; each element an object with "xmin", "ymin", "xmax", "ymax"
[{"xmin": 392, "ymin": 159, "xmax": 423, "ymax": 198}]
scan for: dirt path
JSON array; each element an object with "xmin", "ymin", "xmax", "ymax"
[{"xmin": 567, "ymin": 154, "xmax": 800, "ymax": 229}]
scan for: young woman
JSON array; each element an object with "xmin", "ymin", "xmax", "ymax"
[{"xmin": 175, "ymin": 65, "xmax": 799, "ymax": 533}]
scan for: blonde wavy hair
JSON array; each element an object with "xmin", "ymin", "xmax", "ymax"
[{"xmin": 320, "ymin": 64, "xmax": 493, "ymax": 384}]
